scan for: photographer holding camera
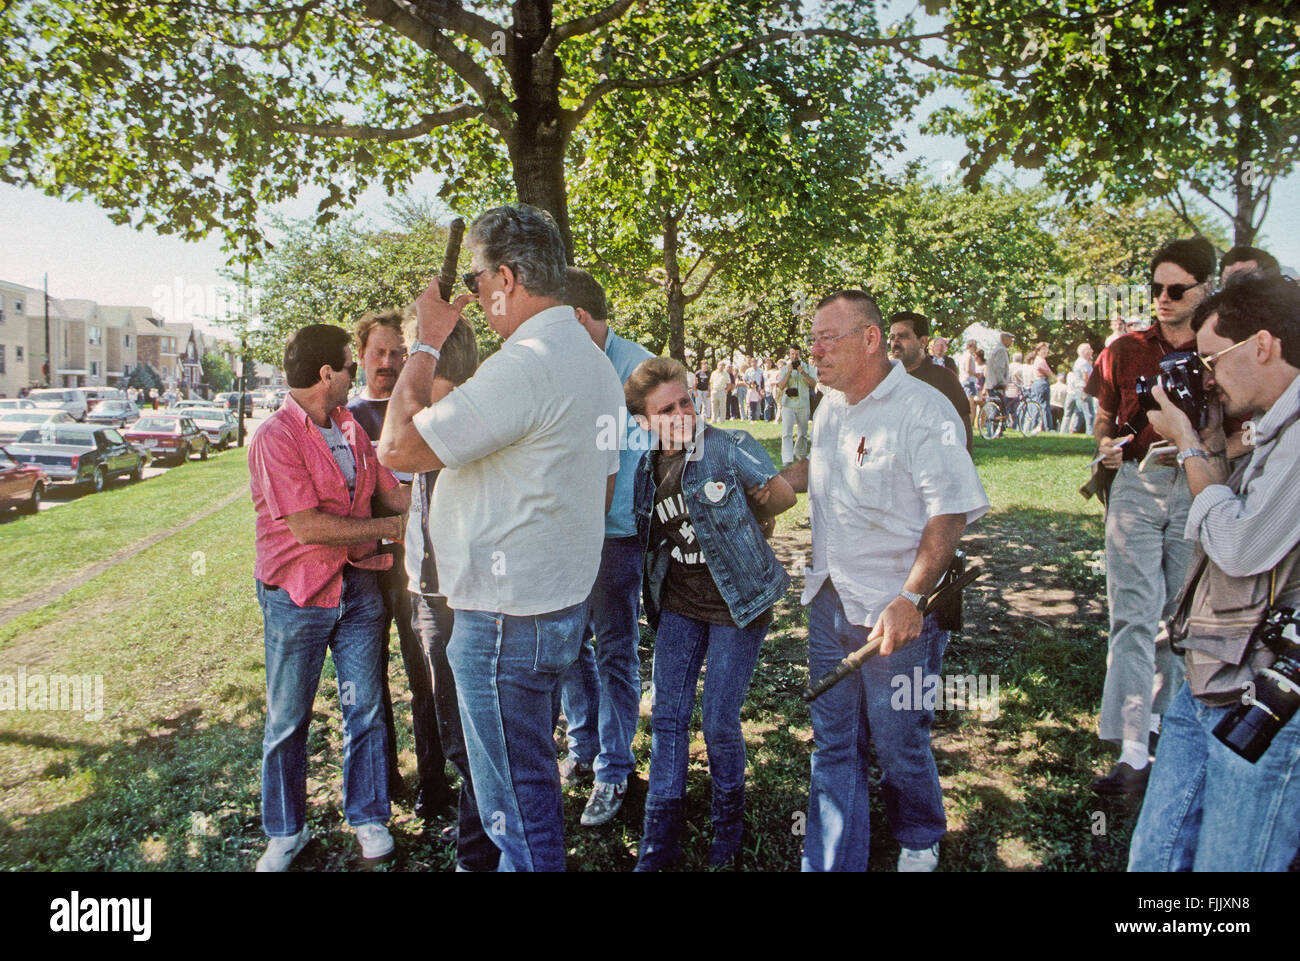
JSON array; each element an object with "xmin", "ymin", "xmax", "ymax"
[
  {"xmin": 1086, "ymin": 238, "xmax": 1217, "ymax": 793},
  {"xmin": 1129, "ymin": 273, "xmax": 1300, "ymax": 871}
]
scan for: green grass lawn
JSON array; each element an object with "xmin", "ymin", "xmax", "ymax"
[{"xmin": 0, "ymin": 421, "xmax": 1136, "ymax": 872}]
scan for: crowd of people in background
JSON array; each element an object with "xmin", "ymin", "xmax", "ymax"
[{"xmin": 245, "ymin": 207, "xmax": 1298, "ymax": 874}]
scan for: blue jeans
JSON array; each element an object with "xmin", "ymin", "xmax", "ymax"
[
  {"xmin": 1129, "ymin": 682, "xmax": 1300, "ymax": 871},
  {"xmin": 447, "ymin": 600, "xmax": 590, "ymax": 872},
  {"xmin": 558, "ymin": 536, "xmax": 643, "ymax": 785},
  {"xmin": 803, "ymin": 581, "xmax": 948, "ymax": 871},
  {"xmin": 257, "ymin": 568, "xmax": 390, "ymax": 836},
  {"xmin": 648, "ymin": 609, "xmax": 768, "ymax": 799},
  {"xmin": 1027, "ymin": 377, "xmax": 1054, "ymax": 430},
  {"xmin": 409, "ymin": 592, "xmax": 499, "ymax": 872}
]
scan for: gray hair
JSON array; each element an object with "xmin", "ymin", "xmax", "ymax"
[{"xmin": 467, "ymin": 204, "xmax": 567, "ymax": 299}]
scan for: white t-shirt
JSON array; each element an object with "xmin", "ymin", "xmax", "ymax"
[
  {"xmin": 412, "ymin": 305, "xmax": 623, "ymax": 616},
  {"xmin": 802, "ymin": 361, "xmax": 990, "ymax": 628}
]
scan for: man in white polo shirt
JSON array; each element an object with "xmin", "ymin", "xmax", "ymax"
[
  {"xmin": 379, "ymin": 205, "xmax": 624, "ymax": 871},
  {"xmin": 782, "ymin": 289, "xmax": 988, "ymax": 873}
]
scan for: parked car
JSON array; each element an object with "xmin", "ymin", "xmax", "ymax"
[
  {"xmin": 0, "ymin": 398, "xmax": 37, "ymax": 411},
  {"xmin": 0, "ymin": 445, "xmax": 48, "ymax": 514},
  {"xmin": 83, "ymin": 387, "xmax": 127, "ymax": 406},
  {"xmin": 86, "ymin": 399, "xmax": 141, "ymax": 428},
  {"xmin": 215, "ymin": 391, "xmax": 255, "ymax": 413},
  {"xmin": 7, "ymin": 424, "xmax": 144, "ymax": 493},
  {"xmin": 0, "ymin": 410, "xmax": 75, "ymax": 444},
  {"xmin": 188, "ymin": 409, "xmax": 238, "ymax": 450},
  {"xmin": 122, "ymin": 414, "xmax": 211, "ymax": 465},
  {"xmin": 171, "ymin": 399, "xmax": 218, "ymax": 412},
  {"xmin": 27, "ymin": 387, "xmax": 89, "ymax": 422}
]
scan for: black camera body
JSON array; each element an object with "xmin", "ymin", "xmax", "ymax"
[
  {"xmin": 1213, "ymin": 607, "xmax": 1300, "ymax": 763},
  {"xmin": 1135, "ymin": 351, "xmax": 1210, "ymax": 430}
]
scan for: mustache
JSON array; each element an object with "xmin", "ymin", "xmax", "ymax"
[{"xmin": 374, "ymin": 367, "xmax": 399, "ymax": 377}]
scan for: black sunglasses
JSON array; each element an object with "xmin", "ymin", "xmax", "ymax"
[
  {"xmin": 337, "ymin": 361, "xmax": 357, "ymax": 379},
  {"xmin": 464, "ymin": 268, "xmax": 487, "ymax": 294},
  {"xmin": 1150, "ymin": 281, "xmax": 1201, "ymax": 301}
]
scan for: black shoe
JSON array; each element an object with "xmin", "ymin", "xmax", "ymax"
[{"xmin": 1091, "ymin": 761, "xmax": 1150, "ymax": 796}]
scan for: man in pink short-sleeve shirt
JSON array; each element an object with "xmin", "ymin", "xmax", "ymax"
[{"xmin": 248, "ymin": 323, "xmax": 410, "ymax": 872}]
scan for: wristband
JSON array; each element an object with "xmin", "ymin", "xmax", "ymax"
[{"xmin": 410, "ymin": 340, "xmax": 441, "ymax": 361}]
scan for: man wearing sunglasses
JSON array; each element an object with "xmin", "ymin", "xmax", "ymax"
[
  {"xmin": 248, "ymin": 323, "xmax": 411, "ymax": 871},
  {"xmin": 379, "ymin": 205, "xmax": 625, "ymax": 871},
  {"xmin": 1086, "ymin": 237, "xmax": 1216, "ymax": 794},
  {"xmin": 1130, "ymin": 272, "xmax": 1300, "ymax": 870}
]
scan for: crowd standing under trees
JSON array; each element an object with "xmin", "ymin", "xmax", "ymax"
[{"xmin": 3, "ymin": 1, "xmax": 1297, "ymax": 882}]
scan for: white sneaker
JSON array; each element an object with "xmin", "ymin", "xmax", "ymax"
[
  {"xmin": 355, "ymin": 822, "xmax": 394, "ymax": 860},
  {"xmin": 898, "ymin": 843, "xmax": 939, "ymax": 873},
  {"xmin": 255, "ymin": 826, "xmax": 310, "ymax": 872}
]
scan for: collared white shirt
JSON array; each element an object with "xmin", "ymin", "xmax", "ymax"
[
  {"xmin": 802, "ymin": 360, "xmax": 989, "ymax": 627},
  {"xmin": 412, "ymin": 305, "xmax": 623, "ymax": 616}
]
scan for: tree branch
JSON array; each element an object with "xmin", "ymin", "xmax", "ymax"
[
  {"xmin": 1185, "ymin": 178, "xmax": 1236, "ymax": 222},
  {"xmin": 363, "ymin": 0, "xmax": 507, "ymax": 127},
  {"xmin": 277, "ymin": 102, "xmax": 482, "ymax": 141},
  {"xmin": 542, "ymin": 0, "xmax": 638, "ymax": 59},
  {"xmin": 1161, "ymin": 187, "xmax": 1202, "ymax": 237},
  {"xmin": 684, "ymin": 255, "xmax": 728, "ymax": 303}
]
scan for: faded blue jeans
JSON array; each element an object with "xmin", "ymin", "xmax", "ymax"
[
  {"xmin": 647, "ymin": 609, "xmax": 768, "ymax": 799},
  {"xmin": 558, "ymin": 536, "xmax": 643, "ymax": 785},
  {"xmin": 447, "ymin": 600, "xmax": 590, "ymax": 872},
  {"xmin": 257, "ymin": 568, "xmax": 390, "ymax": 837},
  {"xmin": 1129, "ymin": 682, "xmax": 1300, "ymax": 871},
  {"xmin": 803, "ymin": 581, "xmax": 948, "ymax": 871}
]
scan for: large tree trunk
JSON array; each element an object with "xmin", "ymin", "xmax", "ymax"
[
  {"xmin": 663, "ymin": 215, "xmax": 686, "ymax": 362},
  {"xmin": 503, "ymin": 0, "xmax": 575, "ymax": 261}
]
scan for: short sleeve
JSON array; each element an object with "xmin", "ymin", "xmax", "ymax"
[
  {"xmin": 1088, "ymin": 344, "xmax": 1118, "ymax": 410},
  {"xmin": 907, "ymin": 403, "xmax": 989, "ymax": 525},
  {"xmin": 731, "ymin": 430, "xmax": 779, "ymax": 488},
  {"xmin": 249, "ymin": 423, "xmax": 319, "ymax": 520},
  {"xmin": 412, "ymin": 347, "xmax": 538, "ymax": 470}
]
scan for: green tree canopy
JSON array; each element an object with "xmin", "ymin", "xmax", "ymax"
[{"xmin": 929, "ymin": 0, "xmax": 1300, "ymax": 247}]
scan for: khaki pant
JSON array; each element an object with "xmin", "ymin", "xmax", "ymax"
[{"xmin": 1099, "ymin": 461, "xmax": 1193, "ymax": 745}]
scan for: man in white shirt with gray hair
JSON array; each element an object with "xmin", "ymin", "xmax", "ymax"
[
  {"xmin": 782, "ymin": 289, "xmax": 989, "ymax": 873},
  {"xmin": 380, "ymin": 204, "xmax": 624, "ymax": 871}
]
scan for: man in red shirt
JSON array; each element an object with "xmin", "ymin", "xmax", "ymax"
[
  {"xmin": 1086, "ymin": 237, "xmax": 1215, "ymax": 794},
  {"xmin": 248, "ymin": 323, "xmax": 410, "ymax": 871}
]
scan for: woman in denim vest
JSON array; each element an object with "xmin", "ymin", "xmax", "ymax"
[{"xmin": 626, "ymin": 357, "xmax": 796, "ymax": 870}]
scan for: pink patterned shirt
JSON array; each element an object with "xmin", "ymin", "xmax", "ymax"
[{"xmin": 249, "ymin": 392, "xmax": 397, "ymax": 608}]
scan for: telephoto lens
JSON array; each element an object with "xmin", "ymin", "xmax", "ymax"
[{"xmin": 1213, "ymin": 610, "xmax": 1300, "ymax": 763}]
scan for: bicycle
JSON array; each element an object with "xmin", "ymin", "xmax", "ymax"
[
  {"xmin": 1015, "ymin": 398, "xmax": 1050, "ymax": 435},
  {"xmin": 976, "ymin": 393, "xmax": 1008, "ymax": 440}
]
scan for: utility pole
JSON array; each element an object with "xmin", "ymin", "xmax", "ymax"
[{"xmin": 43, "ymin": 273, "xmax": 51, "ymax": 386}]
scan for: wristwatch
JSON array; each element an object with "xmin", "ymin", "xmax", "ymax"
[
  {"xmin": 899, "ymin": 589, "xmax": 925, "ymax": 612},
  {"xmin": 410, "ymin": 340, "xmax": 441, "ymax": 361},
  {"xmin": 1176, "ymin": 447, "xmax": 1208, "ymax": 467}
]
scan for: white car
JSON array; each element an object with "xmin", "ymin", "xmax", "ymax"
[
  {"xmin": 0, "ymin": 399, "xmax": 37, "ymax": 411},
  {"xmin": 0, "ymin": 409, "xmax": 76, "ymax": 444},
  {"xmin": 27, "ymin": 387, "xmax": 89, "ymax": 422}
]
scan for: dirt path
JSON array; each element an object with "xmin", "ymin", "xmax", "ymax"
[{"xmin": 0, "ymin": 487, "xmax": 247, "ymax": 629}]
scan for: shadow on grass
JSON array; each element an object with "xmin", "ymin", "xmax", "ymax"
[{"xmin": 0, "ymin": 687, "xmax": 461, "ymax": 873}]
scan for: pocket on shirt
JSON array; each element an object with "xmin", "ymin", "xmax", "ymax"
[
  {"xmin": 532, "ymin": 602, "xmax": 589, "ymax": 674},
  {"xmin": 843, "ymin": 453, "xmax": 895, "ymax": 512}
]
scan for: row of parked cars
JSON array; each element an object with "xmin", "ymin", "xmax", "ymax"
[{"xmin": 0, "ymin": 395, "xmax": 248, "ymax": 514}]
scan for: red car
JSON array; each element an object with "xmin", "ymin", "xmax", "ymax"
[
  {"xmin": 122, "ymin": 414, "xmax": 211, "ymax": 466},
  {"xmin": 0, "ymin": 444, "xmax": 49, "ymax": 514}
]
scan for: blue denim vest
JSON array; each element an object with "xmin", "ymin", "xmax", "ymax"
[{"xmin": 634, "ymin": 425, "xmax": 790, "ymax": 629}]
